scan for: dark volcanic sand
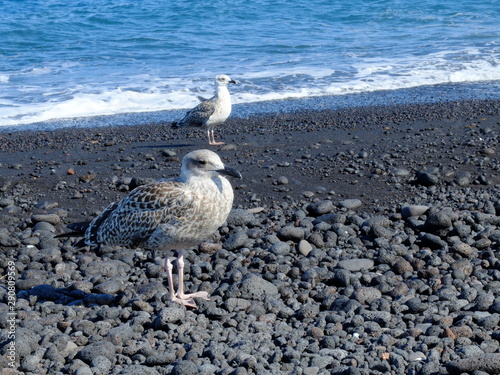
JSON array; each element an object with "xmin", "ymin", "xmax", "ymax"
[
  {"xmin": 1, "ymin": 99, "xmax": 499, "ymax": 216},
  {"xmin": 0, "ymin": 98, "xmax": 499, "ymax": 375}
]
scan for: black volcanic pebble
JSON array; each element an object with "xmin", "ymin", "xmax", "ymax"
[
  {"xmin": 415, "ymin": 171, "xmax": 440, "ymax": 186},
  {"xmin": 424, "ymin": 211, "xmax": 452, "ymax": 231},
  {"xmin": 446, "ymin": 353, "xmax": 500, "ymax": 374},
  {"xmin": 77, "ymin": 341, "xmax": 116, "ymax": 363},
  {"xmin": 223, "ymin": 231, "xmax": 249, "ymax": 250},
  {"xmin": 226, "ymin": 208, "xmax": 258, "ymax": 227},
  {"xmin": 306, "ymin": 200, "xmax": 335, "ymax": 216},
  {"xmin": 277, "ymin": 225, "xmax": 305, "ymax": 242}
]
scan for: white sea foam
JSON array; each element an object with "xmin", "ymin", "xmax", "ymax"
[{"xmin": 0, "ymin": 88, "xmax": 200, "ymax": 127}]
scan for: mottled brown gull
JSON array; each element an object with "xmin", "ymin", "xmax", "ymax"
[
  {"xmin": 58, "ymin": 149, "xmax": 242, "ymax": 307},
  {"xmin": 172, "ymin": 74, "xmax": 237, "ymax": 145}
]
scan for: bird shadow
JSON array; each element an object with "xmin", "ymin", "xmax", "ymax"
[{"xmin": 16, "ymin": 283, "xmax": 119, "ymax": 309}]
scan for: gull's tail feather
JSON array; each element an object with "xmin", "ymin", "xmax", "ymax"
[
  {"xmin": 54, "ymin": 221, "xmax": 90, "ymax": 238},
  {"xmin": 54, "ymin": 222, "xmax": 91, "ymax": 248}
]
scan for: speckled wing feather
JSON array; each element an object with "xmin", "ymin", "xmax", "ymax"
[
  {"xmin": 85, "ymin": 201, "xmax": 119, "ymax": 245},
  {"xmin": 85, "ymin": 181, "xmax": 194, "ymax": 247},
  {"xmin": 177, "ymin": 99, "xmax": 217, "ymax": 128}
]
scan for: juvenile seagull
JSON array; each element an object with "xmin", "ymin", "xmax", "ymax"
[
  {"xmin": 172, "ymin": 74, "xmax": 237, "ymax": 145},
  {"xmin": 58, "ymin": 149, "xmax": 242, "ymax": 308}
]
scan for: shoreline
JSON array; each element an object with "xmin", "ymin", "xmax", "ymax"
[{"xmin": 1, "ymin": 81, "xmax": 500, "ymax": 133}]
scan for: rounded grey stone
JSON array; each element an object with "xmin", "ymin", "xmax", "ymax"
[
  {"xmin": 416, "ymin": 171, "xmax": 439, "ymax": 186},
  {"xmin": 77, "ymin": 340, "xmax": 116, "ymax": 363},
  {"xmin": 0, "ymin": 198, "xmax": 15, "ymax": 207},
  {"xmin": 277, "ymin": 225, "xmax": 305, "ymax": 242},
  {"xmin": 234, "ymin": 273, "xmax": 278, "ymax": 300},
  {"xmin": 106, "ymin": 324, "xmax": 135, "ymax": 345},
  {"xmin": 452, "ymin": 242, "xmax": 475, "ymax": 257},
  {"xmin": 313, "ymin": 213, "xmax": 346, "ymax": 225},
  {"xmin": 338, "ymin": 258, "xmax": 374, "ymax": 272},
  {"xmin": 418, "ymin": 233, "xmax": 447, "ymax": 249},
  {"xmin": 31, "ymin": 213, "xmax": 62, "ymax": 225},
  {"xmin": 226, "ymin": 209, "xmax": 257, "ymax": 227},
  {"xmin": 370, "ymin": 224, "xmax": 394, "ymax": 239},
  {"xmin": 475, "ymin": 293, "xmax": 495, "ymax": 311},
  {"xmin": 118, "ymin": 365, "xmax": 161, "ymax": 375},
  {"xmin": 425, "ymin": 211, "xmax": 452, "ymax": 231},
  {"xmin": 199, "ymin": 364, "xmax": 219, "ymax": 375},
  {"xmin": 144, "ymin": 352, "xmax": 177, "ymax": 365},
  {"xmin": 298, "ymin": 239, "xmax": 313, "ymax": 256},
  {"xmin": 446, "ymin": 353, "xmax": 500, "ymax": 374},
  {"xmin": 172, "ymin": 360, "xmax": 198, "ymax": 375},
  {"xmin": 401, "ymin": 205, "xmax": 429, "ymax": 219},
  {"xmin": 269, "ymin": 241, "xmax": 291, "ymax": 256},
  {"xmin": 392, "ymin": 258, "xmax": 413, "ymax": 274},
  {"xmin": 297, "ymin": 302, "xmax": 320, "ymax": 319},
  {"xmin": 307, "ymin": 200, "xmax": 335, "ymax": 216},
  {"xmin": 94, "ymin": 280, "xmax": 123, "ymax": 294},
  {"xmin": 277, "ymin": 175, "xmax": 289, "ymax": 185},
  {"xmin": 20, "ymin": 355, "xmax": 40, "ymax": 372},
  {"xmin": 90, "ymin": 355, "xmax": 113, "ymax": 374},
  {"xmin": 154, "ymin": 306, "xmax": 186, "ymax": 328},
  {"xmin": 74, "ymin": 366, "xmax": 93, "ymax": 375},
  {"xmin": 339, "ymin": 199, "xmax": 362, "ymax": 209},
  {"xmin": 224, "ymin": 231, "xmax": 249, "ymax": 250},
  {"xmin": 331, "ymin": 269, "xmax": 351, "ymax": 287},
  {"xmin": 409, "ymin": 352, "xmax": 426, "ymax": 361},
  {"xmin": 478, "ymin": 314, "xmax": 500, "ymax": 330},
  {"xmin": 453, "ymin": 224, "xmax": 472, "ymax": 238},
  {"xmin": 353, "ymin": 287, "xmax": 382, "ymax": 304},
  {"xmin": 454, "ymin": 171, "xmax": 472, "ymax": 186},
  {"xmin": 307, "ymin": 232, "xmax": 325, "ymax": 248},
  {"xmin": 406, "ymin": 297, "xmax": 429, "ymax": 313},
  {"xmin": 393, "ymin": 168, "xmax": 410, "ymax": 177},
  {"xmin": 474, "ymin": 238, "xmax": 492, "ymax": 249},
  {"xmin": 332, "ymin": 223, "xmax": 355, "ymax": 238},
  {"xmin": 0, "ymin": 233, "xmax": 20, "ymax": 247},
  {"xmin": 33, "ymin": 221, "xmax": 57, "ymax": 232}
]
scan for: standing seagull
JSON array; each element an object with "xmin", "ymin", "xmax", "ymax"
[
  {"xmin": 58, "ymin": 150, "xmax": 242, "ymax": 308},
  {"xmin": 172, "ymin": 74, "xmax": 237, "ymax": 145}
]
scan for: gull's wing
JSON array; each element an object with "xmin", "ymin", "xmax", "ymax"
[
  {"xmin": 175, "ymin": 98, "xmax": 218, "ymax": 128},
  {"xmin": 86, "ymin": 181, "xmax": 195, "ymax": 247}
]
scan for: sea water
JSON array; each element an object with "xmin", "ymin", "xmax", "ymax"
[{"xmin": 1, "ymin": 0, "xmax": 499, "ymax": 129}]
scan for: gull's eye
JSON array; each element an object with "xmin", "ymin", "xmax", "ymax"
[{"xmin": 198, "ymin": 159, "xmax": 207, "ymax": 165}]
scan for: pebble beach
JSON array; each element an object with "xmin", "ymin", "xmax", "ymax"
[{"xmin": 0, "ymin": 96, "xmax": 500, "ymax": 374}]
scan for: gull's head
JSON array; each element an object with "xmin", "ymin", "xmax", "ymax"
[
  {"xmin": 181, "ymin": 149, "xmax": 242, "ymax": 180},
  {"xmin": 215, "ymin": 74, "xmax": 238, "ymax": 86}
]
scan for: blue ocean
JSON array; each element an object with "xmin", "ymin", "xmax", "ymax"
[{"xmin": 1, "ymin": 0, "xmax": 499, "ymax": 129}]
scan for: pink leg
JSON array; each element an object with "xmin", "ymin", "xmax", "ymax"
[
  {"xmin": 208, "ymin": 129, "xmax": 225, "ymax": 145},
  {"xmin": 206, "ymin": 129, "xmax": 212, "ymax": 145},
  {"xmin": 166, "ymin": 250, "xmax": 209, "ymax": 308},
  {"xmin": 164, "ymin": 254, "xmax": 176, "ymax": 302}
]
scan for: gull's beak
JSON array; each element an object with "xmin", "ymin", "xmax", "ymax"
[
  {"xmin": 229, "ymin": 79, "xmax": 238, "ymax": 84},
  {"xmin": 217, "ymin": 166, "xmax": 242, "ymax": 179}
]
